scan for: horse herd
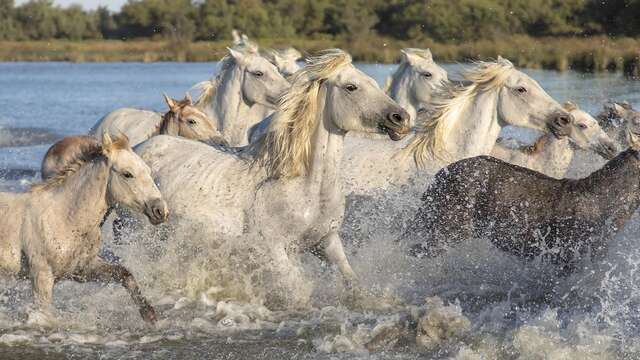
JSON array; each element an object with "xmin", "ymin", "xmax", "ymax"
[{"xmin": 1, "ymin": 34, "xmax": 639, "ymax": 326}]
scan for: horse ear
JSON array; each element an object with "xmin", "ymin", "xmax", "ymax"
[
  {"xmin": 628, "ymin": 130, "xmax": 640, "ymax": 151},
  {"xmin": 497, "ymin": 55, "xmax": 513, "ymax": 67},
  {"xmin": 613, "ymin": 103, "xmax": 628, "ymax": 116},
  {"xmin": 422, "ymin": 49, "xmax": 433, "ymax": 62},
  {"xmin": 101, "ymin": 132, "xmax": 113, "ymax": 156},
  {"xmin": 272, "ymin": 52, "xmax": 285, "ymax": 68},
  {"xmin": 400, "ymin": 49, "xmax": 418, "ymax": 66},
  {"xmin": 163, "ymin": 93, "xmax": 178, "ymax": 111},
  {"xmin": 231, "ymin": 29, "xmax": 242, "ymax": 45},
  {"xmin": 184, "ymin": 92, "xmax": 193, "ymax": 105},
  {"xmin": 563, "ymin": 101, "xmax": 577, "ymax": 112},
  {"xmin": 401, "ymin": 48, "xmax": 434, "ymax": 65},
  {"xmin": 227, "ymin": 47, "xmax": 246, "ymax": 64}
]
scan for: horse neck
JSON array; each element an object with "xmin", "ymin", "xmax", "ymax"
[
  {"xmin": 445, "ymin": 89, "xmax": 501, "ymax": 160},
  {"xmin": 584, "ymin": 150, "xmax": 640, "ymax": 202},
  {"xmin": 305, "ymin": 89, "xmax": 344, "ymax": 196},
  {"xmin": 388, "ymin": 65, "xmax": 417, "ymax": 121},
  {"xmin": 214, "ymin": 66, "xmax": 253, "ymax": 144},
  {"xmin": 54, "ymin": 160, "xmax": 109, "ymax": 230},
  {"xmin": 536, "ymin": 134, "xmax": 573, "ymax": 177}
]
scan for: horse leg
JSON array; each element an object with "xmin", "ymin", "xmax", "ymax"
[
  {"xmin": 30, "ymin": 264, "xmax": 55, "ymax": 313},
  {"xmin": 319, "ymin": 231, "xmax": 358, "ymax": 289},
  {"xmin": 75, "ymin": 258, "xmax": 156, "ymax": 324}
]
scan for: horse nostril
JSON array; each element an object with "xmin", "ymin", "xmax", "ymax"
[
  {"xmin": 557, "ymin": 115, "xmax": 570, "ymax": 125},
  {"xmin": 388, "ymin": 111, "xmax": 407, "ymax": 126}
]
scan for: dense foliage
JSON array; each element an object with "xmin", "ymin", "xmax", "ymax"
[{"xmin": 1, "ymin": 0, "xmax": 639, "ymax": 42}]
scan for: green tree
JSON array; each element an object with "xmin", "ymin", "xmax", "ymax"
[
  {"xmin": 0, "ymin": 0, "xmax": 20, "ymax": 40},
  {"xmin": 55, "ymin": 4, "xmax": 101, "ymax": 40},
  {"xmin": 116, "ymin": 0, "xmax": 196, "ymax": 41},
  {"xmin": 325, "ymin": 0, "xmax": 378, "ymax": 37},
  {"xmin": 15, "ymin": 0, "xmax": 58, "ymax": 40},
  {"xmin": 96, "ymin": 6, "xmax": 118, "ymax": 39}
]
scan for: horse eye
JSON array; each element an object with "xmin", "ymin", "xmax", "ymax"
[
  {"xmin": 578, "ymin": 123, "xmax": 587, "ymax": 129},
  {"xmin": 122, "ymin": 171, "xmax": 134, "ymax": 179},
  {"xmin": 187, "ymin": 119, "xmax": 197, "ymax": 125},
  {"xmin": 345, "ymin": 84, "xmax": 358, "ymax": 92},
  {"xmin": 253, "ymin": 71, "xmax": 264, "ymax": 77},
  {"xmin": 421, "ymin": 72, "xmax": 432, "ymax": 78},
  {"xmin": 516, "ymin": 87, "xmax": 527, "ymax": 94}
]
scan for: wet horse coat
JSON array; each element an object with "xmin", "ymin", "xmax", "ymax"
[{"xmin": 406, "ymin": 148, "xmax": 640, "ymax": 271}]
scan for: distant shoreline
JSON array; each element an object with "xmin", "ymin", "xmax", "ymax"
[{"xmin": 1, "ymin": 36, "xmax": 638, "ymax": 76}]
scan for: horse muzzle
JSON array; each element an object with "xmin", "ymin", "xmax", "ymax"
[
  {"xmin": 380, "ymin": 109, "xmax": 411, "ymax": 141},
  {"xmin": 548, "ymin": 111, "xmax": 574, "ymax": 138},
  {"xmin": 594, "ymin": 139, "xmax": 618, "ymax": 160},
  {"xmin": 144, "ymin": 198, "xmax": 169, "ymax": 225}
]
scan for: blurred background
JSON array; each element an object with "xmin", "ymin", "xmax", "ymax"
[{"xmin": 1, "ymin": 0, "xmax": 640, "ymax": 75}]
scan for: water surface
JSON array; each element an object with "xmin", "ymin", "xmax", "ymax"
[{"xmin": 1, "ymin": 62, "xmax": 639, "ymax": 359}]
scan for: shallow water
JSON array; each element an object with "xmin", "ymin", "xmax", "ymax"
[{"xmin": 1, "ymin": 62, "xmax": 640, "ymax": 359}]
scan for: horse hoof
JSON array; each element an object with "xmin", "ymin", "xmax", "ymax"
[{"xmin": 140, "ymin": 305, "xmax": 158, "ymax": 324}]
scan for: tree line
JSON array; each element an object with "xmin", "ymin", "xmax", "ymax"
[{"xmin": 1, "ymin": 0, "xmax": 639, "ymax": 42}]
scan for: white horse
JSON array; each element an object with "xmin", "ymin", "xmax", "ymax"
[
  {"xmin": 384, "ymin": 48, "xmax": 448, "ymax": 124},
  {"xmin": 264, "ymin": 47, "xmax": 303, "ymax": 77},
  {"xmin": 250, "ymin": 48, "xmax": 446, "ymax": 143},
  {"xmin": 491, "ymin": 102, "xmax": 617, "ymax": 179},
  {"xmin": 402, "ymin": 57, "xmax": 573, "ymax": 168},
  {"xmin": 0, "ymin": 134, "xmax": 168, "ymax": 323},
  {"xmin": 192, "ymin": 47, "xmax": 291, "ymax": 146},
  {"xmin": 342, "ymin": 57, "xmax": 574, "ymax": 194},
  {"xmin": 231, "ymin": 29, "xmax": 302, "ymax": 77},
  {"xmin": 135, "ymin": 49, "xmax": 410, "ymax": 307},
  {"xmin": 89, "ymin": 94, "xmax": 223, "ymax": 148}
]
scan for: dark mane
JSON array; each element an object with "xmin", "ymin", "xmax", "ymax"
[{"xmin": 33, "ymin": 136, "xmax": 104, "ymax": 192}]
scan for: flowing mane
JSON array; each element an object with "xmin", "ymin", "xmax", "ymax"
[
  {"xmin": 401, "ymin": 59, "xmax": 515, "ymax": 167},
  {"xmin": 253, "ymin": 49, "xmax": 352, "ymax": 178},
  {"xmin": 192, "ymin": 45, "xmax": 259, "ymax": 109},
  {"xmin": 32, "ymin": 135, "xmax": 128, "ymax": 192}
]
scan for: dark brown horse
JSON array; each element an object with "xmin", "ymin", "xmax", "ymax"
[{"xmin": 405, "ymin": 136, "xmax": 640, "ymax": 272}]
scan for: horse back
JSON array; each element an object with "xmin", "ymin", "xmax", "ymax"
[{"xmin": 89, "ymin": 108, "xmax": 162, "ymax": 147}]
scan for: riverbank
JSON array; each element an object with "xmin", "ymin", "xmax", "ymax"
[{"xmin": 1, "ymin": 36, "xmax": 639, "ymax": 76}]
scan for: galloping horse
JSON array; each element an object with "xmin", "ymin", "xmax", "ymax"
[
  {"xmin": 89, "ymin": 93, "xmax": 223, "ymax": 148},
  {"xmin": 192, "ymin": 47, "xmax": 291, "ymax": 146},
  {"xmin": 384, "ymin": 48, "xmax": 449, "ymax": 124},
  {"xmin": 341, "ymin": 57, "xmax": 574, "ymax": 194},
  {"xmin": 134, "ymin": 49, "xmax": 410, "ymax": 307},
  {"xmin": 406, "ymin": 125, "xmax": 640, "ymax": 273},
  {"xmin": 491, "ymin": 102, "xmax": 617, "ymax": 179},
  {"xmin": 0, "ymin": 134, "xmax": 168, "ymax": 323}
]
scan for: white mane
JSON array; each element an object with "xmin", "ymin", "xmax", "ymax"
[
  {"xmin": 253, "ymin": 49, "xmax": 352, "ymax": 178},
  {"xmin": 401, "ymin": 59, "xmax": 515, "ymax": 167}
]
